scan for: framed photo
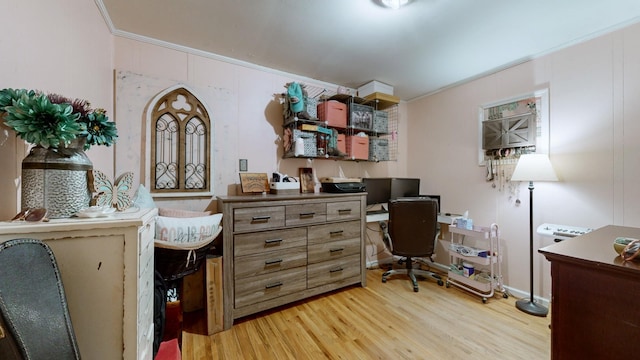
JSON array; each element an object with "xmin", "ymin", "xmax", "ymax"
[
  {"xmin": 239, "ymin": 173, "xmax": 269, "ymax": 193},
  {"xmin": 299, "ymin": 167, "xmax": 315, "ymax": 193}
]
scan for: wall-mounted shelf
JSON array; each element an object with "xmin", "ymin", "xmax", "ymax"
[{"xmin": 281, "ymin": 88, "xmax": 399, "ymax": 162}]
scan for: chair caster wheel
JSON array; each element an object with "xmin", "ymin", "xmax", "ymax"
[
  {"xmin": 482, "ymin": 297, "xmax": 487, "ymax": 304},
  {"xmin": 382, "ymin": 278, "xmax": 387, "ymax": 283},
  {"xmin": 445, "ymin": 281, "xmax": 450, "ymax": 288},
  {"xmin": 413, "ymin": 287, "xmax": 419, "ymax": 292},
  {"xmin": 503, "ymin": 293, "xmax": 509, "ymax": 299},
  {"xmin": 437, "ymin": 280, "xmax": 444, "ymax": 286}
]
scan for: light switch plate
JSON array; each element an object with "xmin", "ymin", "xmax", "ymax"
[{"xmin": 239, "ymin": 159, "xmax": 248, "ymax": 172}]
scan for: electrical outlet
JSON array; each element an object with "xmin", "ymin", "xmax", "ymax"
[{"xmin": 239, "ymin": 159, "xmax": 248, "ymax": 172}]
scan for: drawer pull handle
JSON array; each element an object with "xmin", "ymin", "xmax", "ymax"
[
  {"xmin": 338, "ymin": 209, "xmax": 352, "ymax": 214},
  {"xmin": 329, "ymin": 230, "xmax": 344, "ymax": 236},
  {"xmin": 265, "ymin": 258, "xmax": 283, "ymax": 265},
  {"xmin": 252, "ymin": 215, "xmax": 271, "ymax": 222},
  {"xmin": 330, "ymin": 267, "xmax": 344, "ymax": 273},
  {"xmin": 330, "ymin": 248, "xmax": 344, "ymax": 253},
  {"xmin": 299, "ymin": 212, "xmax": 315, "ymax": 218},
  {"xmin": 264, "ymin": 238, "xmax": 283, "ymax": 244},
  {"xmin": 265, "ymin": 281, "xmax": 283, "ymax": 289}
]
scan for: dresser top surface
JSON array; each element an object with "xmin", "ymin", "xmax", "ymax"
[
  {"xmin": 0, "ymin": 207, "xmax": 157, "ymax": 234},
  {"xmin": 539, "ymin": 225, "xmax": 640, "ymax": 272},
  {"xmin": 217, "ymin": 192, "xmax": 365, "ymax": 203}
]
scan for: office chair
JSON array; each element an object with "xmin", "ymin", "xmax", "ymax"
[
  {"xmin": 0, "ymin": 238, "xmax": 81, "ymax": 359},
  {"xmin": 381, "ymin": 198, "xmax": 444, "ymax": 292}
]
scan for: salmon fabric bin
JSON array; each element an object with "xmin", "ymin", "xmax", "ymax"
[
  {"xmin": 336, "ymin": 134, "xmax": 346, "ymax": 154},
  {"xmin": 317, "ymin": 100, "xmax": 347, "ymax": 128},
  {"xmin": 346, "ymin": 135, "xmax": 369, "ymax": 160}
]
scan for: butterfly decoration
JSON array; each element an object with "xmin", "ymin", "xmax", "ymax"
[{"xmin": 90, "ymin": 170, "xmax": 134, "ymax": 211}]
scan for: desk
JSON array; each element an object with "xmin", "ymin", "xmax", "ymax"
[
  {"xmin": 539, "ymin": 225, "xmax": 640, "ymax": 359},
  {"xmin": 366, "ymin": 212, "xmax": 459, "ymax": 225},
  {"xmin": 365, "ymin": 211, "xmax": 458, "ymax": 273}
]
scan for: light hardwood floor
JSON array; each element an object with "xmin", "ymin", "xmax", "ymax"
[{"xmin": 181, "ymin": 268, "xmax": 550, "ymax": 359}]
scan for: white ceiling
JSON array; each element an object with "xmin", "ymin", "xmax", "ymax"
[{"xmin": 98, "ymin": 0, "xmax": 640, "ymax": 101}]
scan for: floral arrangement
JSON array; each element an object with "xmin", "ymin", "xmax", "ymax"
[{"xmin": 0, "ymin": 88, "xmax": 118, "ymax": 150}]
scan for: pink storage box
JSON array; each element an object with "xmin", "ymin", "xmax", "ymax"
[
  {"xmin": 346, "ymin": 135, "xmax": 369, "ymax": 160},
  {"xmin": 317, "ymin": 100, "xmax": 347, "ymax": 128},
  {"xmin": 336, "ymin": 134, "xmax": 346, "ymax": 154}
]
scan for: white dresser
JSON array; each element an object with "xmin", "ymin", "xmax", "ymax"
[{"xmin": 0, "ymin": 208, "xmax": 157, "ymax": 360}]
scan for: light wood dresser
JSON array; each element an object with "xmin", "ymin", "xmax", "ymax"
[
  {"xmin": 217, "ymin": 193, "xmax": 366, "ymax": 330},
  {"xmin": 0, "ymin": 208, "xmax": 157, "ymax": 360}
]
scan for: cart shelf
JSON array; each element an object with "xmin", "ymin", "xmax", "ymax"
[{"xmin": 445, "ymin": 223, "xmax": 507, "ymax": 303}]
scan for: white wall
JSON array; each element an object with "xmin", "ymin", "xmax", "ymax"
[
  {"xmin": 0, "ymin": 0, "xmax": 114, "ymax": 220},
  {"xmin": 112, "ymin": 37, "xmax": 410, "ymax": 211},
  {"xmin": 406, "ymin": 23, "xmax": 640, "ymax": 301}
]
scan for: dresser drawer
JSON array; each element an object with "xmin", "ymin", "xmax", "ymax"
[
  {"xmin": 307, "ymin": 254, "xmax": 361, "ymax": 289},
  {"xmin": 285, "ymin": 203, "xmax": 326, "ymax": 226},
  {"xmin": 326, "ymin": 200, "xmax": 361, "ymax": 221},
  {"xmin": 234, "ymin": 227, "xmax": 306, "ymax": 257},
  {"xmin": 234, "ymin": 206, "xmax": 285, "ymax": 232},
  {"xmin": 235, "ymin": 267, "xmax": 307, "ymax": 308},
  {"xmin": 308, "ymin": 237, "xmax": 360, "ymax": 264},
  {"xmin": 308, "ymin": 220, "xmax": 361, "ymax": 244},
  {"xmin": 235, "ymin": 246, "xmax": 307, "ymax": 279}
]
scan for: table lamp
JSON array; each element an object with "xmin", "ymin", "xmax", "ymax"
[{"xmin": 510, "ymin": 153, "xmax": 558, "ymax": 316}]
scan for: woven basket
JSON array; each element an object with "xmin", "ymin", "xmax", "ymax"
[{"xmin": 154, "ymin": 227, "xmax": 222, "ymax": 281}]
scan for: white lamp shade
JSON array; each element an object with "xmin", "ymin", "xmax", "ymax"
[{"xmin": 511, "ymin": 154, "xmax": 558, "ymax": 182}]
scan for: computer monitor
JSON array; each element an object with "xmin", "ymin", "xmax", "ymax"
[
  {"xmin": 389, "ymin": 178, "xmax": 420, "ymax": 201},
  {"xmin": 420, "ymin": 194, "xmax": 441, "ymax": 212},
  {"xmin": 362, "ymin": 178, "xmax": 392, "ymax": 206}
]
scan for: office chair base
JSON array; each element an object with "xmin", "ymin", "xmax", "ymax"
[{"xmin": 382, "ymin": 268, "xmax": 443, "ymax": 292}]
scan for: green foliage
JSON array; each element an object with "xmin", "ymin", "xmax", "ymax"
[
  {"xmin": 80, "ymin": 109, "xmax": 118, "ymax": 150},
  {"xmin": 0, "ymin": 88, "xmax": 118, "ymax": 149}
]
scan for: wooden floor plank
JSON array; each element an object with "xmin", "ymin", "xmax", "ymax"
[{"xmin": 182, "ymin": 269, "xmax": 550, "ymax": 359}]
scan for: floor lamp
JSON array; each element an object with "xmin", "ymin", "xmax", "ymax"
[{"xmin": 510, "ymin": 153, "xmax": 558, "ymax": 317}]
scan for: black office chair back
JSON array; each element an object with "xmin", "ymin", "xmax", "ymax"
[
  {"xmin": 388, "ymin": 198, "xmax": 439, "ymax": 257},
  {"xmin": 0, "ymin": 239, "xmax": 80, "ymax": 360}
]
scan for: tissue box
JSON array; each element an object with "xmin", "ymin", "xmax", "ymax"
[
  {"xmin": 269, "ymin": 182, "xmax": 300, "ymax": 194},
  {"xmin": 456, "ymin": 218, "xmax": 474, "ymax": 230}
]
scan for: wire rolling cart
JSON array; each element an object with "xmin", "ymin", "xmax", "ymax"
[{"xmin": 445, "ymin": 223, "xmax": 507, "ymax": 303}]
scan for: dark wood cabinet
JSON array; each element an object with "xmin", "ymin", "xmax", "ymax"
[{"xmin": 539, "ymin": 225, "xmax": 640, "ymax": 359}]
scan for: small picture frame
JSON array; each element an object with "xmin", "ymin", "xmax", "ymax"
[
  {"xmin": 239, "ymin": 173, "xmax": 269, "ymax": 193},
  {"xmin": 299, "ymin": 167, "xmax": 315, "ymax": 193}
]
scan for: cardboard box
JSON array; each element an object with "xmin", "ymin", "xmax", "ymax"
[
  {"xmin": 317, "ymin": 100, "xmax": 347, "ymax": 128},
  {"xmin": 182, "ymin": 267, "xmax": 204, "ymax": 312},
  {"xmin": 346, "ymin": 135, "xmax": 369, "ymax": 160},
  {"xmin": 206, "ymin": 255, "xmax": 224, "ymax": 335},
  {"xmin": 358, "ymin": 80, "xmax": 394, "ymax": 98}
]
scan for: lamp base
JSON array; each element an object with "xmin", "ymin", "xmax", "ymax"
[{"xmin": 516, "ymin": 299, "xmax": 548, "ymax": 317}]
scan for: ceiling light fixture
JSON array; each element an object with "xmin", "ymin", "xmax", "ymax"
[{"xmin": 380, "ymin": 0, "xmax": 410, "ymax": 10}]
